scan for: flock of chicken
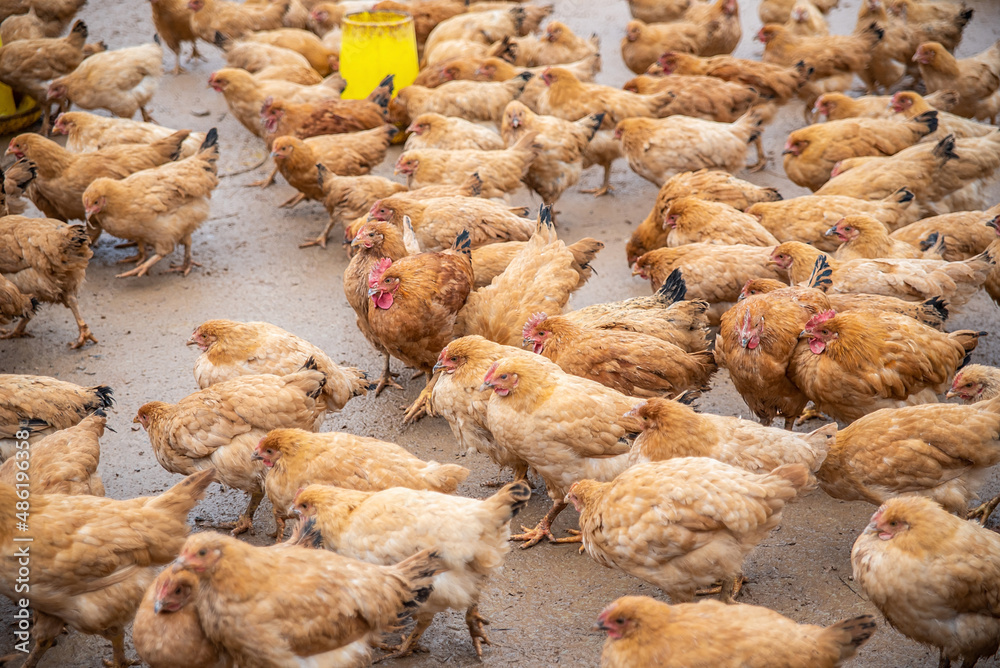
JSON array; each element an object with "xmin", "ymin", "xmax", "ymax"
[{"xmin": 1, "ymin": 0, "xmax": 1000, "ymax": 665}]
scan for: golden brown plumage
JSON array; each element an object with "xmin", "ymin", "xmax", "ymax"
[
  {"xmin": 53, "ymin": 111, "xmax": 207, "ymax": 157},
  {"xmin": 621, "ymin": 0, "xmax": 741, "ymax": 73},
  {"xmin": 948, "ymin": 364, "xmax": 1000, "ymax": 403},
  {"xmin": 622, "ymin": 74, "xmax": 761, "ymax": 122},
  {"xmin": 653, "ymin": 50, "xmax": 809, "ymax": 103},
  {"xmin": 308, "ymin": 164, "xmax": 408, "ymax": 249},
  {"xmin": 395, "ymin": 73, "xmax": 532, "ymax": 125},
  {"xmin": 0, "ymin": 411, "xmax": 105, "ymax": 494},
  {"xmin": 150, "ymin": 0, "xmax": 201, "ymax": 73},
  {"xmin": 188, "ymin": 0, "xmax": 288, "ymax": 42},
  {"xmin": 47, "ymin": 42, "xmax": 163, "ymax": 121},
  {"xmin": 404, "ymin": 112, "xmax": 504, "ymax": 151},
  {"xmin": 0, "ymin": 374, "xmax": 112, "ymax": 445},
  {"xmin": 535, "ymin": 66, "xmax": 675, "ymax": 129},
  {"xmin": 914, "ymin": 40, "xmax": 1000, "ymax": 123},
  {"xmin": 828, "ymin": 214, "xmax": 939, "ymax": 260},
  {"xmin": 664, "ymin": 196, "xmax": 779, "ymax": 246}
]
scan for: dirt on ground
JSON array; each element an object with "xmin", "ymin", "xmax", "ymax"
[{"xmin": 2, "ymin": 0, "xmax": 1000, "ymax": 665}]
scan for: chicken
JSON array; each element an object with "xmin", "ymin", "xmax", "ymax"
[
  {"xmin": 0, "ymin": 375, "xmax": 112, "ymax": 450},
  {"xmin": 622, "ymin": 74, "xmax": 761, "ymax": 124},
  {"xmin": 652, "ymin": 51, "xmax": 810, "ymax": 103},
  {"xmin": 788, "ymin": 309, "xmax": 985, "ymax": 423},
  {"xmin": 616, "ymin": 108, "xmax": 768, "ymax": 183},
  {"xmin": 890, "ymin": 91, "xmax": 996, "ymax": 142},
  {"xmin": 219, "ymin": 36, "xmax": 319, "ymax": 82},
  {"xmin": 422, "ymin": 6, "xmax": 549, "ymax": 60},
  {"xmin": 770, "ymin": 241, "xmax": 994, "ymax": 308},
  {"xmin": 0, "ymin": 275, "xmax": 34, "ymax": 328},
  {"xmin": 621, "ymin": 397, "xmax": 834, "ymax": 482},
  {"xmin": 813, "ymin": 89, "xmax": 959, "ymax": 121},
  {"xmin": 371, "ymin": 0, "xmax": 465, "ymax": 47},
  {"xmin": 746, "ymin": 188, "xmax": 917, "ymax": 252},
  {"xmin": 208, "ymin": 67, "xmax": 344, "ymax": 139},
  {"xmin": 52, "ymin": 111, "xmax": 207, "ymax": 157},
  {"xmin": 597, "ymin": 596, "xmax": 875, "ymax": 668},
  {"xmin": 466, "ymin": 233, "xmax": 602, "ymax": 291},
  {"xmin": 567, "ymin": 458, "xmax": 809, "ymax": 602},
  {"xmin": 188, "ymin": 0, "xmax": 288, "ymax": 42},
  {"xmin": 266, "ymin": 126, "xmax": 395, "ymax": 207},
  {"xmin": 0, "ymin": 468, "xmax": 216, "ymax": 668},
  {"xmin": 0, "ymin": 214, "xmax": 98, "ymax": 347},
  {"xmin": 0, "ymin": 411, "xmax": 104, "ymax": 494},
  {"xmin": 785, "ymin": 0, "xmax": 828, "ymax": 36},
  {"xmin": 622, "ymin": 0, "xmax": 740, "ymax": 73},
  {"xmin": 664, "ymin": 197, "xmax": 779, "ymax": 246},
  {"xmin": 535, "ymin": 66, "xmax": 675, "ymax": 129},
  {"xmin": 627, "ymin": 169, "xmax": 781, "ymax": 264},
  {"xmin": 948, "ymin": 364, "xmax": 1000, "ymax": 403},
  {"xmin": 504, "ymin": 21, "xmax": 599, "ymax": 68},
  {"xmin": 0, "ymin": 19, "xmax": 89, "ymax": 132},
  {"xmin": 828, "ymin": 214, "xmax": 940, "ymax": 261},
  {"xmin": 150, "ymin": 0, "xmax": 202, "ymax": 73},
  {"xmin": 394, "ymin": 72, "xmax": 531, "ymax": 125},
  {"xmin": 81, "ymin": 129, "xmax": 218, "ymax": 278},
  {"xmin": 522, "ymin": 312, "xmax": 717, "ymax": 397},
  {"xmin": 404, "ymin": 112, "xmax": 504, "ymax": 151},
  {"xmin": 469, "ymin": 52, "xmax": 602, "ymax": 109},
  {"xmin": 292, "ymin": 480, "xmax": 530, "ymax": 658},
  {"xmin": 914, "ymin": 40, "xmax": 1000, "ymax": 123},
  {"xmin": 394, "ymin": 132, "xmax": 540, "ymax": 198},
  {"xmin": 0, "ymin": 157, "xmax": 35, "ymax": 217},
  {"xmin": 627, "ymin": 0, "xmax": 691, "ymax": 22},
  {"xmin": 760, "ymin": 0, "xmax": 838, "ymax": 24},
  {"xmin": 783, "ymin": 111, "xmax": 939, "ymax": 191},
  {"xmin": 580, "ymin": 129, "xmax": 623, "ymax": 197},
  {"xmin": 500, "ymin": 101, "xmax": 602, "ymax": 209},
  {"xmin": 5, "ymin": 130, "xmax": 185, "ymax": 231},
  {"xmin": 243, "ymin": 27, "xmax": 337, "ymax": 75},
  {"xmin": 818, "ymin": 397, "xmax": 1000, "ymax": 519},
  {"xmin": 166, "ymin": 531, "xmax": 442, "ymax": 667},
  {"xmin": 254, "ymin": 427, "xmax": 469, "ymax": 539},
  {"xmin": 368, "ymin": 196, "xmax": 534, "ymax": 251},
  {"xmin": 134, "ymin": 366, "xmax": 328, "ymax": 535},
  {"xmin": 308, "ymin": 165, "xmax": 408, "ymax": 249},
  {"xmin": 188, "ymin": 319, "xmax": 370, "ymax": 413},
  {"xmin": 260, "ymin": 75, "xmax": 393, "ymax": 148},
  {"xmin": 480, "ymin": 354, "xmax": 642, "ymax": 546},
  {"xmin": 0, "ymin": 3, "xmax": 81, "ymax": 41},
  {"xmin": 47, "ymin": 42, "xmax": 163, "ymax": 121},
  {"xmin": 852, "ymin": 497, "xmax": 1000, "ymax": 668}
]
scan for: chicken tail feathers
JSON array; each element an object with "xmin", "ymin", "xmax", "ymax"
[
  {"xmin": 567, "ymin": 237, "xmax": 604, "ymax": 283},
  {"xmin": 285, "ymin": 516, "xmax": 323, "ymax": 549},
  {"xmin": 932, "ymin": 134, "xmax": 959, "ymax": 163},
  {"xmin": 199, "ymin": 127, "xmax": 219, "ymax": 152},
  {"xmin": 316, "ymin": 162, "xmax": 329, "ymax": 189},
  {"xmin": 460, "ymin": 172, "xmax": 483, "ymax": 197},
  {"xmin": 913, "ymin": 110, "xmax": 938, "ymax": 136},
  {"xmin": 452, "ymin": 229, "xmax": 472, "ymax": 257},
  {"xmin": 538, "ymin": 204, "xmax": 553, "ymax": 230},
  {"xmin": 806, "ymin": 255, "xmax": 833, "ymax": 292},
  {"xmin": 92, "ymin": 384, "xmax": 115, "ymax": 409},
  {"xmin": 890, "ymin": 187, "xmax": 914, "ymax": 205},
  {"xmin": 862, "ymin": 21, "xmax": 884, "ymax": 46},
  {"xmin": 367, "ymin": 75, "xmax": 395, "ymax": 109},
  {"xmin": 213, "ymin": 31, "xmax": 229, "ymax": 50},
  {"xmin": 147, "ymin": 469, "xmax": 216, "ymax": 515},
  {"xmin": 919, "ymin": 296, "xmax": 949, "ymax": 327},
  {"xmin": 766, "ymin": 463, "xmax": 811, "ymax": 495},
  {"xmin": 421, "ymin": 462, "xmax": 470, "ymax": 493},
  {"xmin": 823, "ymin": 615, "xmax": 877, "ymax": 662},
  {"xmin": 392, "ymin": 549, "xmax": 445, "ymax": 618},
  {"xmin": 951, "ymin": 329, "xmax": 987, "ymax": 358},
  {"xmin": 655, "ymin": 268, "xmax": 687, "ymax": 305},
  {"xmin": 70, "ymin": 19, "xmax": 87, "ymax": 41},
  {"xmin": 581, "ymin": 112, "xmax": 604, "ymax": 141},
  {"xmin": 484, "ymin": 481, "xmax": 532, "ymax": 522}
]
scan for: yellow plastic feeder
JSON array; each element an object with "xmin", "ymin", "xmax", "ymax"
[
  {"xmin": 340, "ymin": 11, "xmax": 418, "ymax": 101},
  {"xmin": 0, "ymin": 36, "xmax": 40, "ymax": 134}
]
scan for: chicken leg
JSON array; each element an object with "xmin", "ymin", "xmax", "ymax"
[
  {"xmin": 967, "ymin": 494, "xmax": 1000, "ymax": 526},
  {"xmin": 164, "ymin": 238, "xmax": 201, "ymax": 277},
  {"xmin": 280, "ymin": 192, "xmax": 305, "ymax": 208},
  {"xmin": 300, "ymin": 217, "xmax": 338, "ymax": 249},
  {"xmin": 250, "ymin": 162, "xmax": 280, "ymax": 188},
  {"xmin": 374, "ymin": 353, "xmax": 403, "ymax": 395},
  {"xmin": 748, "ymin": 136, "xmax": 767, "ymax": 172},
  {"xmin": 103, "ymin": 628, "xmax": 140, "ymax": 667},
  {"xmin": 465, "ymin": 605, "xmax": 492, "ymax": 658},
  {"xmin": 403, "ymin": 373, "xmax": 440, "ymax": 424},
  {"xmin": 18, "ymin": 613, "xmax": 62, "ymax": 668},
  {"xmin": 511, "ymin": 500, "xmax": 568, "ymax": 549},
  {"xmin": 65, "ymin": 294, "xmax": 98, "ymax": 349},
  {"xmin": 581, "ymin": 164, "xmax": 613, "ymax": 197},
  {"xmin": 374, "ymin": 615, "xmax": 433, "ymax": 662},
  {"xmin": 696, "ymin": 574, "xmax": 746, "ymax": 602},
  {"xmin": 0, "ymin": 315, "xmax": 32, "ymax": 339}
]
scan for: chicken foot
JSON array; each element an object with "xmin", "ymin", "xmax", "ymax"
[
  {"xmin": 403, "ymin": 373, "xmax": 440, "ymax": 424},
  {"xmin": 482, "ymin": 462, "xmax": 530, "ymax": 488},
  {"xmin": 116, "ymin": 245, "xmax": 147, "ymax": 264},
  {"xmin": 748, "ymin": 136, "xmax": 767, "ymax": 173},
  {"xmin": 65, "ymin": 294, "xmax": 98, "ymax": 349},
  {"xmin": 116, "ymin": 253, "xmax": 164, "ymax": 278},
  {"xmin": 102, "ymin": 628, "xmax": 140, "ymax": 667},
  {"xmin": 18, "ymin": 613, "xmax": 62, "ymax": 668},
  {"xmin": 0, "ymin": 315, "xmax": 32, "ymax": 340},
  {"xmin": 581, "ymin": 164, "xmax": 614, "ymax": 197},
  {"xmin": 465, "ymin": 605, "xmax": 492, "ymax": 658},
  {"xmin": 695, "ymin": 574, "xmax": 745, "ymax": 602},
  {"xmin": 300, "ymin": 217, "xmax": 338, "ymax": 249},
  {"xmin": 164, "ymin": 238, "xmax": 201, "ymax": 277},
  {"xmin": 967, "ymin": 494, "xmax": 1000, "ymax": 526},
  {"xmin": 279, "ymin": 192, "xmax": 305, "ymax": 208},
  {"xmin": 511, "ymin": 500, "xmax": 568, "ymax": 549},
  {"xmin": 250, "ymin": 162, "xmax": 280, "ymax": 188},
  {"xmin": 139, "ymin": 107, "xmax": 156, "ymax": 124},
  {"xmin": 198, "ymin": 489, "xmax": 263, "ymax": 535},
  {"xmin": 374, "ymin": 353, "xmax": 403, "ymax": 395},
  {"xmin": 373, "ymin": 616, "xmax": 433, "ymax": 662}
]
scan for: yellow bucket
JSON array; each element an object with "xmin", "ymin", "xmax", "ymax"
[{"xmin": 340, "ymin": 11, "xmax": 418, "ymax": 100}]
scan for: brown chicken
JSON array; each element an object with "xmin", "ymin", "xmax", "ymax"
[
  {"xmin": 0, "ymin": 19, "xmax": 89, "ymax": 131},
  {"xmin": 82, "ymin": 129, "xmax": 218, "ymax": 278},
  {"xmin": 134, "ymin": 366, "xmax": 328, "ymax": 535},
  {"xmin": 422, "ymin": 6, "xmax": 550, "ymax": 59},
  {"xmin": 760, "ymin": 0, "xmax": 839, "ymax": 24},
  {"xmin": 653, "ymin": 50, "xmax": 810, "ymax": 103},
  {"xmin": 5, "ymin": 130, "xmax": 184, "ymax": 231},
  {"xmin": 788, "ymin": 309, "xmax": 984, "ymax": 423},
  {"xmin": 621, "ymin": 397, "xmax": 834, "ymax": 480},
  {"xmin": 783, "ymin": 111, "xmax": 939, "ymax": 191},
  {"xmin": 503, "ymin": 21, "xmax": 599, "ymax": 67},
  {"xmin": 469, "ymin": 52, "xmax": 602, "ymax": 109},
  {"xmin": 188, "ymin": 319, "xmax": 371, "ymax": 412},
  {"xmin": 664, "ymin": 197, "xmax": 779, "ymax": 246},
  {"xmin": 914, "ymin": 40, "xmax": 1000, "ymax": 123},
  {"xmin": 466, "ymin": 232, "xmax": 602, "ymax": 291},
  {"xmin": 219, "ymin": 37, "xmax": 320, "ymax": 83},
  {"xmin": 292, "ymin": 480, "xmax": 529, "ymax": 659},
  {"xmin": 53, "ymin": 111, "xmax": 207, "ymax": 156},
  {"xmin": 622, "ymin": 0, "xmax": 740, "ymax": 73},
  {"xmin": 622, "ymin": 74, "xmax": 761, "ymax": 123},
  {"xmin": 0, "ymin": 157, "xmax": 35, "ymax": 216},
  {"xmin": 150, "ymin": 0, "xmax": 201, "ymax": 73},
  {"xmin": 395, "ymin": 132, "xmax": 540, "ymax": 198},
  {"xmin": 568, "ymin": 458, "xmax": 808, "ymax": 602},
  {"xmin": 0, "ymin": 375, "xmax": 112, "ymax": 449},
  {"xmin": 890, "ymin": 90, "xmax": 996, "ymax": 142},
  {"xmin": 747, "ymin": 188, "xmax": 917, "ymax": 252},
  {"xmin": 616, "ymin": 108, "xmax": 769, "ymax": 183},
  {"xmin": 813, "ymin": 89, "xmax": 958, "ymax": 120},
  {"xmin": 0, "ymin": 216, "xmax": 96, "ymax": 347},
  {"xmin": 188, "ymin": 0, "xmax": 288, "ymax": 42},
  {"xmin": 626, "ymin": 0, "xmax": 691, "ymax": 22},
  {"xmin": 828, "ymin": 214, "xmax": 939, "ymax": 261},
  {"xmin": 522, "ymin": 312, "xmax": 717, "ymax": 397},
  {"xmin": 242, "ymin": 27, "xmax": 337, "ymax": 74},
  {"xmin": 310, "ymin": 165, "xmax": 408, "ymax": 249},
  {"xmin": 368, "ymin": 196, "xmax": 534, "ymax": 251},
  {"xmin": 47, "ymin": 42, "xmax": 163, "ymax": 121},
  {"xmin": 852, "ymin": 497, "xmax": 1000, "ymax": 668},
  {"xmin": 166, "ymin": 531, "xmax": 442, "ymax": 667},
  {"xmin": 948, "ymin": 364, "xmax": 1000, "ymax": 403},
  {"xmin": 266, "ymin": 126, "xmax": 395, "ymax": 206},
  {"xmin": 260, "ymin": 74, "xmax": 392, "ymax": 147},
  {"xmin": 500, "ymin": 101, "xmax": 602, "ymax": 209},
  {"xmin": 394, "ymin": 72, "xmax": 531, "ymax": 125},
  {"xmin": 254, "ymin": 427, "xmax": 469, "ymax": 539},
  {"xmin": 598, "ymin": 596, "xmax": 875, "ymax": 668},
  {"xmin": 0, "ymin": 469, "xmax": 215, "ymax": 668},
  {"xmin": 818, "ymin": 397, "xmax": 1000, "ymax": 520},
  {"xmin": 0, "ymin": 411, "xmax": 104, "ymax": 494},
  {"xmin": 0, "ymin": 0, "xmax": 86, "ymax": 40},
  {"xmin": 372, "ymin": 0, "xmax": 465, "ymax": 47},
  {"xmin": 627, "ymin": 169, "xmax": 781, "ymax": 263},
  {"xmin": 535, "ymin": 66, "xmax": 675, "ymax": 128},
  {"xmin": 480, "ymin": 354, "xmax": 642, "ymax": 546},
  {"xmin": 404, "ymin": 112, "xmax": 504, "ymax": 151},
  {"xmin": 771, "ymin": 241, "xmax": 994, "ymax": 308},
  {"xmin": 0, "ymin": 274, "xmax": 34, "ymax": 329}
]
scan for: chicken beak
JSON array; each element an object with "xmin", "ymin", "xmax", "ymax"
[
  {"xmin": 798, "ymin": 330, "xmax": 811, "ymax": 339},
  {"xmin": 593, "ymin": 620, "xmax": 610, "ymax": 632},
  {"xmin": 477, "ymin": 382, "xmax": 492, "ymax": 392},
  {"xmin": 367, "ymin": 287, "xmax": 379, "ymax": 298},
  {"xmin": 250, "ymin": 451, "xmax": 264, "ymax": 461},
  {"xmin": 350, "ymin": 236, "xmax": 364, "ymax": 247},
  {"xmin": 153, "ymin": 600, "xmax": 165, "ymax": 614},
  {"xmin": 185, "ymin": 336, "xmax": 198, "ymax": 346},
  {"xmin": 432, "ymin": 361, "xmax": 444, "ymax": 373},
  {"xmin": 824, "ymin": 225, "xmax": 839, "ymax": 237},
  {"xmin": 511, "ymin": 117, "xmax": 520, "ymax": 128},
  {"xmin": 945, "ymin": 389, "xmax": 958, "ymax": 399}
]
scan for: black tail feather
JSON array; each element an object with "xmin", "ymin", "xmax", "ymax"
[{"xmin": 656, "ymin": 268, "xmax": 687, "ymax": 305}]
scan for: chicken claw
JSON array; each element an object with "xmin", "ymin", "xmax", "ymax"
[
  {"xmin": 403, "ymin": 373, "xmax": 440, "ymax": 424},
  {"xmin": 967, "ymin": 495, "xmax": 1000, "ymax": 526},
  {"xmin": 103, "ymin": 631, "xmax": 141, "ymax": 667},
  {"xmin": 696, "ymin": 575, "xmax": 745, "ymax": 602},
  {"xmin": 0, "ymin": 324, "xmax": 32, "ymax": 339},
  {"xmin": 794, "ymin": 404, "xmax": 828, "ymax": 426},
  {"xmin": 581, "ymin": 183, "xmax": 614, "ymax": 197},
  {"xmin": 70, "ymin": 325, "xmax": 98, "ymax": 349},
  {"xmin": 511, "ymin": 521, "xmax": 556, "ymax": 548},
  {"xmin": 280, "ymin": 192, "xmax": 305, "ymax": 208},
  {"xmin": 373, "ymin": 622, "xmax": 432, "ymax": 662},
  {"xmin": 465, "ymin": 605, "xmax": 493, "ymax": 658},
  {"xmin": 374, "ymin": 354, "xmax": 403, "ymax": 396},
  {"xmin": 165, "ymin": 259, "xmax": 202, "ymax": 277}
]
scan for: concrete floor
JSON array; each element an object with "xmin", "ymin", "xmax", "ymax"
[{"xmin": 1, "ymin": 0, "xmax": 999, "ymax": 665}]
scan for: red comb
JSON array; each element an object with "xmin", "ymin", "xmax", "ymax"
[
  {"xmin": 522, "ymin": 312, "xmax": 548, "ymax": 340},
  {"xmin": 368, "ymin": 257, "xmax": 393, "ymax": 286},
  {"xmin": 483, "ymin": 361, "xmax": 500, "ymax": 385},
  {"xmin": 804, "ymin": 310, "xmax": 836, "ymax": 329}
]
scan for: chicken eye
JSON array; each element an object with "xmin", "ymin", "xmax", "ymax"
[
  {"xmin": 820, "ymin": 329, "xmax": 829, "ymax": 335},
  {"xmin": 449, "ymin": 356, "xmax": 457, "ymax": 362},
  {"xmin": 197, "ymin": 549, "xmax": 207, "ymax": 557},
  {"xmin": 499, "ymin": 374, "xmax": 508, "ymax": 380},
  {"xmin": 174, "ymin": 586, "xmax": 183, "ymax": 595},
  {"xmin": 844, "ymin": 227, "xmax": 853, "ymax": 232},
  {"xmin": 615, "ymin": 617, "xmax": 625, "ymax": 624}
]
